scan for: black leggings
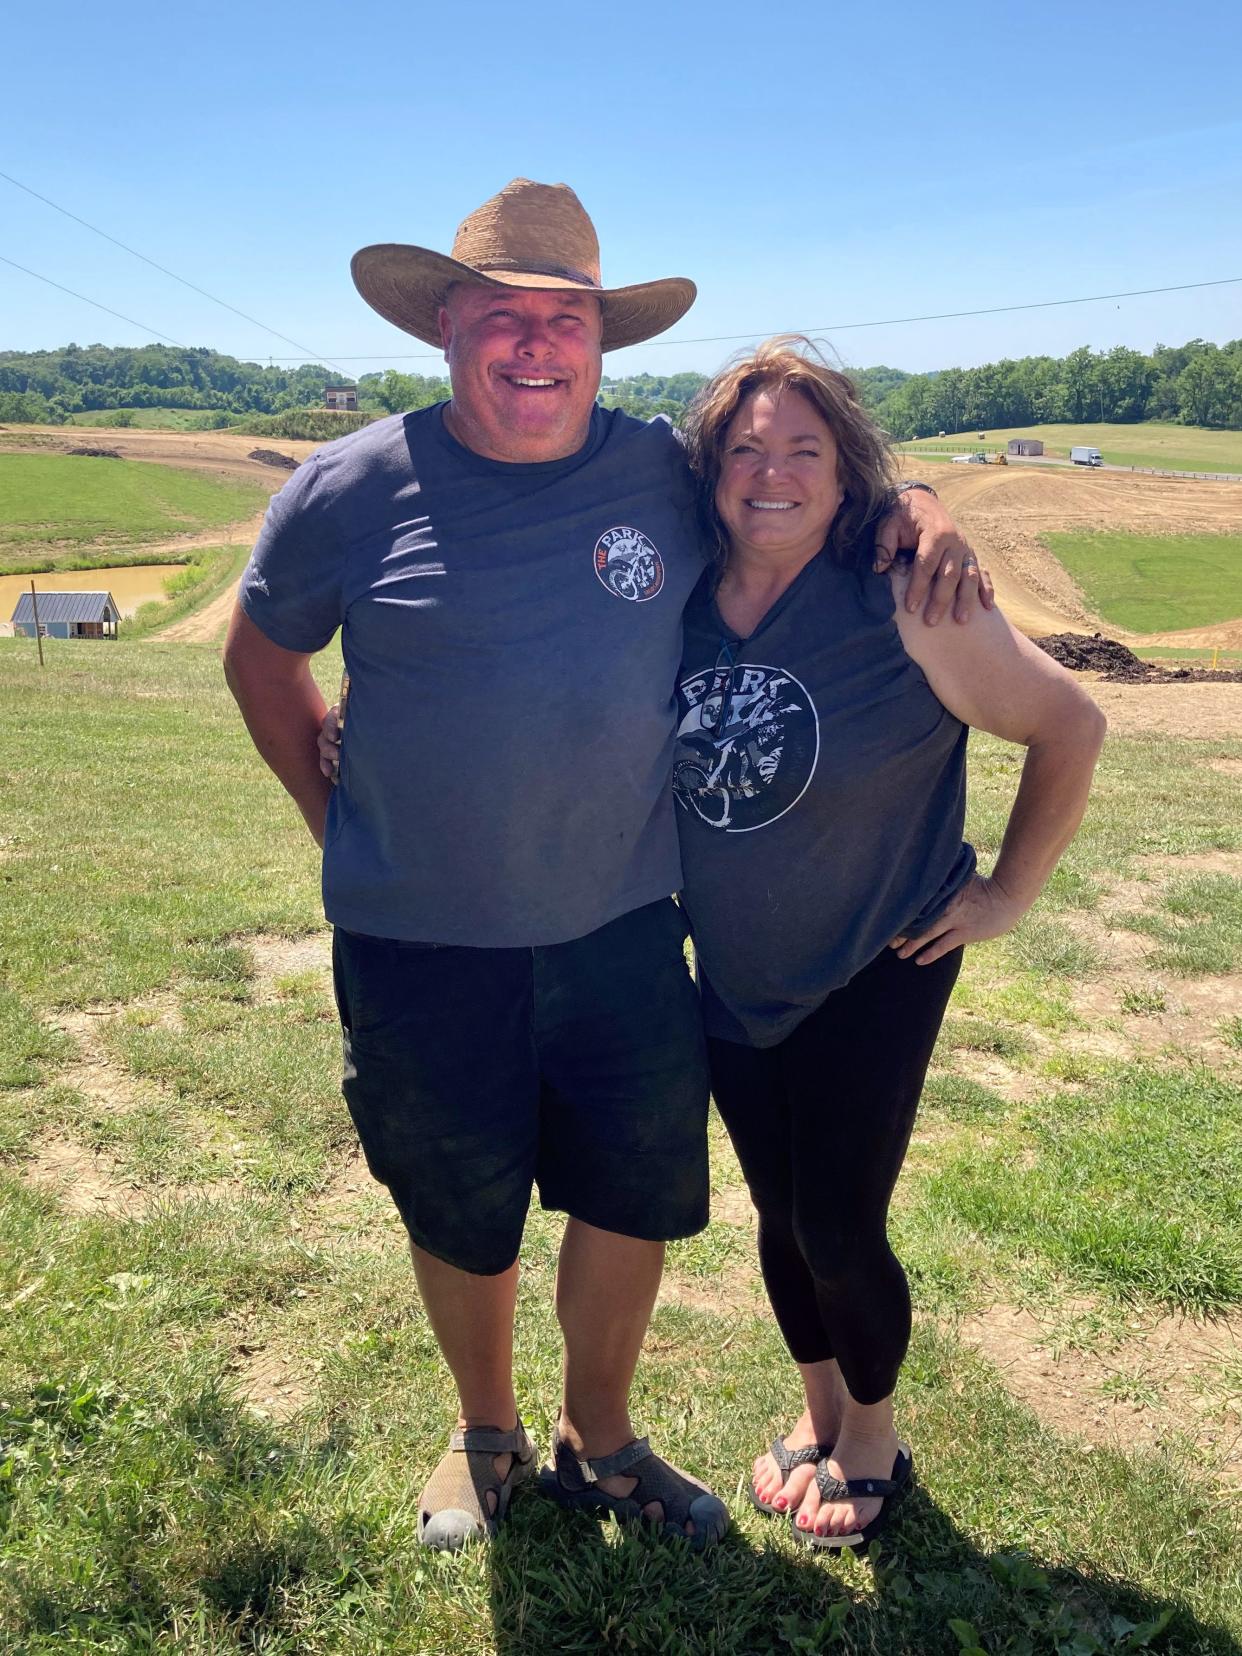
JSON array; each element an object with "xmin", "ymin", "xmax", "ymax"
[{"xmin": 707, "ymin": 944, "xmax": 962, "ymax": 1406}]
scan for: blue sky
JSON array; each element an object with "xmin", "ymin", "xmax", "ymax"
[{"xmin": 4, "ymin": 0, "xmax": 1240, "ymax": 381}]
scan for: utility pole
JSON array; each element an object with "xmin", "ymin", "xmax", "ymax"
[{"xmin": 29, "ymin": 580, "xmax": 45, "ymax": 667}]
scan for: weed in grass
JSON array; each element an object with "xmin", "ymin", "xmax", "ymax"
[
  {"xmin": 0, "ymin": 991, "xmax": 74, "ymax": 1089},
  {"xmin": 954, "ymin": 974, "xmax": 1081, "ymax": 1035},
  {"xmin": 1118, "ymin": 873, "xmax": 1242, "ymax": 975},
  {"xmin": 1119, "ymin": 984, "xmax": 1169, "ymax": 1016},
  {"xmin": 1042, "ymin": 866, "xmax": 1104, "ymax": 912},
  {"xmin": 1040, "ymin": 1052, "xmax": 1116, "ymax": 1084},
  {"xmin": 1007, "ymin": 917, "xmax": 1104, "ymax": 979},
  {"xmin": 923, "ymin": 1073, "xmax": 1008, "ymax": 1121},
  {"xmin": 1099, "ymin": 1371, "xmax": 1163, "ymax": 1410},
  {"xmin": 1223, "ymin": 1017, "xmax": 1242, "ymax": 1051},
  {"xmin": 936, "ymin": 1014, "xmax": 1033, "ymax": 1063}
]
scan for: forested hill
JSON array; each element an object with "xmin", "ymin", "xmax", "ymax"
[
  {"xmin": 0, "ymin": 345, "xmax": 449, "ymax": 424},
  {"xmin": 601, "ymin": 340, "xmax": 1242, "ymax": 436},
  {"xmin": 2, "ymin": 337, "xmax": 1239, "ymax": 435}
]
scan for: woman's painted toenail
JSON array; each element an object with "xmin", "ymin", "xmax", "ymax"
[{"xmin": 775, "ymin": 1498, "xmax": 786, "ymax": 1510}]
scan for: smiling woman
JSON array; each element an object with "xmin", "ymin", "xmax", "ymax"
[{"xmin": 674, "ymin": 335, "xmax": 1105, "ymax": 1551}]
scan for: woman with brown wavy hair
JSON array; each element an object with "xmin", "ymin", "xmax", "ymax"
[{"xmin": 674, "ymin": 337, "xmax": 1104, "ymax": 1551}]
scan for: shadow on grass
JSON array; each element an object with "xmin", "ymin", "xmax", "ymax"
[{"xmin": 487, "ymin": 1479, "xmax": 1240, "ymax": 1656}]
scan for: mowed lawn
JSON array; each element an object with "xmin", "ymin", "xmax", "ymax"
[
  {"xmin": 1044, "ymin": 532, "xmax": 1242, "ymax": 633},
  {"xmin": 0, "ymin": 453, "xmax": 267, "ymax": 571},
  {"xmin": 899, "ymin": 424, "xmax": 1242, "ymax": 476},
  {"xmin": 1, "ymin": 639, "xmax": 1240, "ymax": 1654}
]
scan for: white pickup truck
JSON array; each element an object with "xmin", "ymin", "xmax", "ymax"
[{"xmin": 1071, "ymin": 446, "xmax": 1103, "ymax": 467}]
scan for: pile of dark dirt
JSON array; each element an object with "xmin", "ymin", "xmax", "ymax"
[
  {"xmin": 1035, "ymin": 633, "xmax": 1142, "ymax": 674},
  {"xmin": 67, "ymin": 446, "xmax": 123, "ymax": 459},
  {"xmin": 248, "ymin": 448, "xmax": 299, "ymax": 471},
  {"xmin": 1035, "ymin": 632, "xmax": 1242, "ymax": 684}
]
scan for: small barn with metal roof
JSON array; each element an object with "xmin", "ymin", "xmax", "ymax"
[{"xmin": 11, "ymin": 591, "xmax": 121, "ymax": 640}]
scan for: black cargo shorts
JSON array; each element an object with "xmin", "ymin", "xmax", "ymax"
[{"xmin": 331, "ymin": 898, "xmax": 710, "ymax": 1275}]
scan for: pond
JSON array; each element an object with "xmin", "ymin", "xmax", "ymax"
[{"xmin": 0, "ymin": 563, "xmax": 186, "ymax": 625}]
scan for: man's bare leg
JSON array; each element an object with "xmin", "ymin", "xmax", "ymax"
[
  {"xmin": 410, "ymin": 1241, "xmax": 520, "ymax": 1503},
  {"xmin": 554, "ymin": 1218, "xmax": 683, "ymax": 1525}
]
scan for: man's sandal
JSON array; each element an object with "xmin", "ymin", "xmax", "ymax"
[
  {"xmin": 538, "ymin": 1433, "xmax": 730, "ymax": 1550},
  {"xmin": 749, "ymin": 1434, "xmax": 837, "ymax": 1517},
  {"xmin": 797, "ymin": 1443, "xmax": 913, "ymax": 1552},
  {"xmin": 417, "ymin": 1422, "xmax": 537, "ymax": 1552}
]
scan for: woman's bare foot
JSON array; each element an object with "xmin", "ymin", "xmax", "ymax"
[
  {"xmin": 751, "ymin": 1359, "xmax": 846, "ymax": 1515},
  {"xmin": 793, "ymin": 1396, "xmax": 899, "ymax": 1540}
]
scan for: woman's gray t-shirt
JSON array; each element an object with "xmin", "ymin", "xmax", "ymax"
[{"xmin": 674, "ymin": 552, "xmax": 975, "ymax": 1047}]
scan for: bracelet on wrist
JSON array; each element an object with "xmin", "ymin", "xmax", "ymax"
[{"xmin": 895, "ymin": 480, "xmax": 938, "ymax": 499}]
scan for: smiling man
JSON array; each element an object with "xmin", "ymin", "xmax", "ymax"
[{"xmin": 222, "ymin": 179, "xmax": 981, "ymax": 1554}]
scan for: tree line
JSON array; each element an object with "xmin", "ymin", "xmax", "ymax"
[
  {"xmin": 1, "ymin": 339, "xmax": 1239, "ymax": 434},
  {"xmin": 0, "ymin": 345, "xmax": 455, "ymax": 426},
  {"xmin": 598, "ymin": 341, "xmax": 1242, "ymax": 437}
]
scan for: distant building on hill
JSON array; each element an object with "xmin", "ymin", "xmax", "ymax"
[
  {"xmin": 11, "ymin": 590, "xmax": 120, "ymax": 640},
  {"xmin": 324, "ymin": 386, "xmax": 359, "ymax": 411},
  {"xmin": 1008, "ymin": 438, "xmax": 1044, "ymax": 456}
]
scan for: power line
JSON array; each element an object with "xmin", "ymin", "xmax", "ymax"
[
  {"xmin": 1, "ymin": 169, "xmax": 344, "ymax": 374},
  {"xmin": 0, "ymin": 253, "xmax": 189, "ymax": 347},
  {"xmin": 225, "ymin": 274, "xmax": 1242, "ymax": 362}
]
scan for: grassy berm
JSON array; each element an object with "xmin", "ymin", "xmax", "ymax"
[{"xmin": 1, "ymin": 638, "xmax": 1240, "ymax": 1655}]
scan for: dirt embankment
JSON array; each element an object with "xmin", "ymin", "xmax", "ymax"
[{"xmin": 916, "ymin": 464, "xmax": 1242, "ymax": 650}]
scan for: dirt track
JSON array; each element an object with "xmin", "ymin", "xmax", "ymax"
[{"xmin": 916, "ymin": 463, "xmax": 1242, "ymax": 649}]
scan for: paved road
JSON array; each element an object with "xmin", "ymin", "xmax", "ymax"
[{"xmin": 962, "ymin": 454, "xmax": 1242, "ymax": 482}]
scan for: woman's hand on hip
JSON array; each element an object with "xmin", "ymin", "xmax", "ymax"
[{"xmin": 890, "ymin": 875, "xmax": 1028, "ymax": 965}]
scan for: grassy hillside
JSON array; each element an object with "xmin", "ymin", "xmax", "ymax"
[
  {"xmin": 0, "ymin": 453, "xmax": 266, "ymax": 573},
  {"xmin": 1045, "ymin": 532, "xmax": 1242, "ymax": 633},
  {"xmin": 62, "ymin": 409, "xmax": 243, "ymax": 432},
  {"xmin": 0, "ymin": 638, "xmax": 1239, "ymax": 1652},
  {"xmin": 900, "ymin": 423, "xmax": 1242, "ymax": 475}
]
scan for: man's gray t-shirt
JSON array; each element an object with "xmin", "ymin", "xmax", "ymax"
[{"xmin": 239, "ymin": 403, "xmax": 704, "ymax": 946}]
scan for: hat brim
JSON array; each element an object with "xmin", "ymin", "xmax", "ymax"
[{"xmin": 351, "ymin": 244, "xmax": 696, "ymax": 353}]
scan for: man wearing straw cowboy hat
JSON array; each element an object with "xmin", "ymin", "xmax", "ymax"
[{"xmin": 224, "ymin": 178, "xmax": 981, "ymax": 1552}]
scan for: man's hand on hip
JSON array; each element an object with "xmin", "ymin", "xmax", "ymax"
[{"xmin": 874, "ymin": 486, "xmax": 994, "ymax": 626}]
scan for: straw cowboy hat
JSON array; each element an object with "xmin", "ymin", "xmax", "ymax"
[{"xmin": 351, "ymin": 178, "xmax": 696, "ymax": 353}]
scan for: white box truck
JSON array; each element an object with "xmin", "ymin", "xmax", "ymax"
[{"xmin": 1071, "ymin": 446, "xmax": 1103, "ymax": 467}]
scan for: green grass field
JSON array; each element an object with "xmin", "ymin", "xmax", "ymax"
[
  {"xmin": 1, "ymin": 639, "xmax": 1240, "ymax": 1653},
  {"xmin": 61, "ymin": 410, "xmax": 243, "ymax": 432},
  {"xmin": 0, "ymin": 454, "xmax": 267, "ymax": 573},
  {"xmin": 1043, "ymin": 532, "xmax": 1242, "ymax": 633},
  {"xmin": 899, "ymin": 424, "xmax": 1242, "ymax": 475}
]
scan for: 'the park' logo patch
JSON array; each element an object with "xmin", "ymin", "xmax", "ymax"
[
  {"xmin": 593, "ymin": 526, "xmax": 664, "ymax": 602},
  {"xmin": 673, "ymin": 661, "xmax": 819, "ymax": 832}
]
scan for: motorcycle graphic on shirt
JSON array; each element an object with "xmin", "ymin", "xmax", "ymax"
[
  {"xmin": 674, "ymin": 661, "xmax": 819, "ymax": 832},
  {"xmin": 593, "ymin": 526, "xmax": 665, "ymax": 602}
]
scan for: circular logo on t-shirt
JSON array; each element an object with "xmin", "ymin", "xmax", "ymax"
[
  {"xmin": 593, "ymin": 526, "xmax": 664, "ymax": 602},
  {"xmin": 673, "ymin": 661, "xmax": 819, "ymax": 832}
]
